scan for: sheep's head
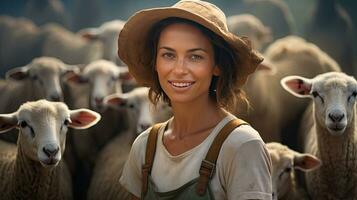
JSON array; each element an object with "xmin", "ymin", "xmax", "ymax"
[
  {"xmin": 104, "ymin": 87, "xmax": 172, "ymax": 134},
  {"xmin": 281, "ymin": 72, "xmax": 357, "ymax": 136},
  {"xmin": 64, "ymin": 60, "xmax": 133, "ymax": 111},
  {"xmin": 0, "ymin": 100, "xmax": 100, "ymax": 168},
  {"xmin": 5, "ymin": 57, "xmax": 78, "ymax": 102},
  {"xmin": 267, "ymin": 142, "xmax": 321, "ymax": 200}
]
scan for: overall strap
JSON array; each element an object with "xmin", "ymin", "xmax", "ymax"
[
  {"xmin": 196, "ymin": 118, "xmax": 248, "ymax": 196},
  {"xmin": 142, "ymin": 123, "xmax": 164, "ymax": 197}
]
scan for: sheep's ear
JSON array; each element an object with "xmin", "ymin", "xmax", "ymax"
[
  {"xmin": 63, "ymin": 72, "xmax": 89, "ymax": 84},
  {"xmin": 6, "ymin": 66, "xmax": 30, "ymax": 80},
  {"xmin": 118, "ymin": 66, "xmax": 134, "ymax": 81},
  {"xmin": 104, "ymin": 93, "xmax": 129, "ymax": 109},
  {"xmin": 294, "ymin": 153, "xmax": 321, "ymax": 172},
  {"xmin": 62, "ymin": 65, "xmax": 80, "ymax": 76},
  {"xmin": 257, "ymin": 59, "xmax": 276, "ymax": 75},
  {"xmin": 281, "ymin": 76, "xmax": 312, "ymax": 98},
  {"xmin": 78, "ymin": 28, "xmax": 100, "ymax": 40},
  {"xmin": 69, "ymin": 109, "xmax": 101, "ymax": 129},
  {"xmin": 0, "ymin": 113, "xmax": 18, "ymax": 133}
]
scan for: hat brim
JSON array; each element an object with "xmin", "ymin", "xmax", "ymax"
[{"xmin": 118, "ymin": 7, "xmax": 263, "ymax": 87}]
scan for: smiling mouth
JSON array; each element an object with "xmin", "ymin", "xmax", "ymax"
[{"xmin": 168, "ymin": 81, "xmax": 195, "ymax": 88}]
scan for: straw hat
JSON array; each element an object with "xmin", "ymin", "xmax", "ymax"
[{"xmin": 118, "ymin": 0, "xmax": 263, "ymax": 87}]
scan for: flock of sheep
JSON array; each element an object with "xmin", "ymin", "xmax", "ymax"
[{"xmin": 0, "ymin": 0, "xmax": 356, "ymax": 199}]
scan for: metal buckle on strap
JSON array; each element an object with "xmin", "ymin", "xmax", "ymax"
[{"xmin": 199, "ymin": 160, "xmax": 216, "ymax": 179}]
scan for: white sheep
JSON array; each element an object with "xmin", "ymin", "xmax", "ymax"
[
  {"xmin": 243, "ymin": 0, "xmax": 296, "ymax": 40},
  {"xmin": 305, "ymin": 0, "xmax": 355, "ymax": 76},
  {"xmin": 237, "ymin": 36, "xmax": 341, "ymax": 148},
  {"xmin": 87, "ymin": 87, "xmax": 172, "ymax": 200},
  {"xmin": 281, "ymin": 72, "xmax": 357, "ymax": 199},
  {"xmin": 78, "ymin": 19, "xmax": 126, "ymax": 65},
  {"xmin": 267, "ymin": 142, "xmax": 321, "ymax": 200},
  {"xmin": 0, "ymin": 99, "xmax": 100, "ymax": 200},
  {"xmin": 0, "ymin": 15, "xmax": 43, "ymax": 75},
  {"xmin": 0, "ymin": 57, "xmax": 78, "ymax": 143},
  {"xmin": 41, "ymin": 23, "xmax": 104, "ymax": 65},
  {"xmin": 227, "ymin": 14, "xmax": 272, "ymax": 51}
]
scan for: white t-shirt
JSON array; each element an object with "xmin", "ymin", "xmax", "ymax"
[{"xmin": 120, "ymin": 114, "xmax": 273, "ymax": 200}]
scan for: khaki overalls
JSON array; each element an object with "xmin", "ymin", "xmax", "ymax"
[{"xmin": 141, "ymin": 119, "xmax": 247, "ymax": 200}]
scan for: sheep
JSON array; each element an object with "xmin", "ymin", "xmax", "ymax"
[
  {"xmin": 227, "ymin": 14, "xmax": 272, "ymax": 51},
  {"xmin": 0, "ymin": 15, "xmax": 43, "ymax": 76},
  {"xmin": 87, "ymin": 87, "xmax": 172, "ymax": 200},
  {"xmin": 41, "ymin": 23, "xmax": 104, "ymax": 65},
  {"xmin": 237, "ymin": 36, "xmax": 341, "ymax": 148},
  {"xmin": 78, "ymin": 19, "xmax": 126, "ymax": 65},
  {"xmin": 62, "ymin": 60, "xmax": 134, "ymax": 199},
  {"xmin": 305, "ymin": 0, "xmax": 355, "ymax": 76},
  {"xmin": 0, "ymin": 57, "xmax": 78, "ymax": 143},
  {"xmin": 281, "ymin": 72, "xmax": 357, "ymax": 199},
  {"xmin": 0, "ymin": 99, "xmax": 101, "ymax": 200},
  {"xmin": 243, "ymin": 0, "xmax": 296, "ymax": 40},
  {"xmin": 0, "ymin": 16, "xmax": 103, "ymax": 76},
  {"xmin": 24, "ymin": 0, "xmax": 69, "ymax": 28},
  {"xmin": 267, "ymin": 142, "xmax": 321, "ymax": 200}
]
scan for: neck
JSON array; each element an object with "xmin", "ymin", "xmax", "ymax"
[
  {"xmin": 12, "ymin": 137, "xmax": 63, "ymax": 199},
  {"xmin": 170, "ymin": 97, "xmax": 226, "ymax": 138},
  {"xmin": 314, "ymin": 111, "xmax": 357, "ymax": 197}
]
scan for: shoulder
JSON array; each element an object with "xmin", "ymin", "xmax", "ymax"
[{"xmin": 223, "ymin": 123, "xmax": 265, "ymax": 149}]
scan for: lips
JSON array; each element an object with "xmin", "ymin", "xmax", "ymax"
[{"xmin": 168, "ymin": 80, "xmax": 195, "ymax": 88}]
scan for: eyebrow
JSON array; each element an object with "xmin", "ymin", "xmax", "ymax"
[{"xmin": 158, "ymin": 46, "xmax": 208, "ymax": 53}]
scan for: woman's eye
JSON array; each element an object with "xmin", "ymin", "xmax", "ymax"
[
  {"xmin": 162, "ymin": 52, "xmax": 175, "ymax": 60},
  {"xmin": 190, "ymin": 54, "xmax": 203, "ymax": 61}
]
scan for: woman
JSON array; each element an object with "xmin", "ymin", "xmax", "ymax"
[{"xmin": 118, "ymin": 0, "xmax": 272, "ymax": 199}]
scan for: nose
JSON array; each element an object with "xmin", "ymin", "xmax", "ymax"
[
  {"xmin": 173, "ymin": 59, "xmax": 188, "ymax": 74},
  {"xmin": 138, "ymin": 123, "xmax": 151, "ymax": 132},
  {"xmin": 95, "ymin": 97, "xmax": 104, "ymax": 105},
  {"xmin": 50, "ymin": 94, "xmax": 61, "ymax": 102},
  {"xmin": 43, "ymin": 144, "xmax": 60, "ymax": 158},
  {"xmin": 328, "ymin": 113, "xmax": 345, "ymax": 122}
]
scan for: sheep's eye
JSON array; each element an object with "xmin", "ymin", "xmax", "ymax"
[
  {"xmin": 64, "ymin": 119, "xmax": 70, "ymax": 126},
  {"xmin": 284, "ymin": 167, "xmax": 292, "ymax": 173},
  {"xmin": 348, "ymin": 92, "xmax": 357, "ymax": 102},
  {"xmin": 31, "ymin": 75, "xmax": 38, "ymax": 80},
  {"xmin": 129, "ymin": 104, "xmax": 135, "ymax": 109},
  {"xmin": 312, "ymin": 91, "xmax": 324, "ymax": 103},
  {"xmin": 312, "ymin": 91, "xmax": 319, "ymax": 98},
  {"xmin": 20, "ymin": 121, "xmax": 27, "ymax": 128}
]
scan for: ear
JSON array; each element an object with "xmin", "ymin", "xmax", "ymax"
[
  {"xmin": 118, "ymin": 67, "xmax": 135, "ymax": 83},
  {"xmin": 213, "ymin": 65, "xmax": 221, "ymax": 76},
  {"xmin": 281, "ymin": 76, "xmax": 312, "ymax": 98},
  {"xmin": 6, "ymin": 66, "xmax": 30, "ymax": 80},
  {"xmin": 294, "ymin": 153, "xmax": 321, "ymax": 172},
  {"xmin": 0, "ymin": 113, "xmax": 18, "ymax": 133},
  {"xmin": 103, "ymin": 93, "xmax": 129, "ymax": 109},
  {"xmin": 63, "ymin": 72, "xmax": 89, "ymax": 84},
  {"xmin": 69, "ymin": 109, "xmax": 101, "ymax": 129},
  {"xmin": 78, "ymin": 28, "xmax": 100, "ymax": 40},
  {"xmin": 256, "ymin": 59, "xmax": 276, "ymax": 75},
  {"xmin": 62, "ymin": 65, "xmax": 80, "ymax": 76}
]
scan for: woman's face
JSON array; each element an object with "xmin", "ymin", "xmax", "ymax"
[{"xmin": 156, "ymin": 23, "xmax": 220, "ymax": 105}]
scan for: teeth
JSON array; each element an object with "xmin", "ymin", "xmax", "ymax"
[{"xmin": 170, "ymin": 82, "xmax": 193, "ymax": 88}]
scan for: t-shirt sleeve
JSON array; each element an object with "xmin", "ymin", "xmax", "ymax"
[
  {"xmin": 119, "ymin": 134, "xmax": 145, "ymax": 198},
  {"xmin": 225, "ymin": 139, "xmax": 273, "ymax": 200}
]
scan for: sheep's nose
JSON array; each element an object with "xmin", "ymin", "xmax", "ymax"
[
  {"xmin": 43, "ymin": 145, "xmax": 59, "ymax": 158},
  {"xmin": 95, "ymin": 97, "xmax": 104, "ymax": 104},
  {"xmin": 50, "ymin": 94, "xmax": 61, "ymax": 102},
  {"xmin": 139, "ymin": 123, "xmax": 151, "ymax": 132},
  {"xmin": 328, "ymin": 113, "xmax": 345, "ymax": 122}
]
